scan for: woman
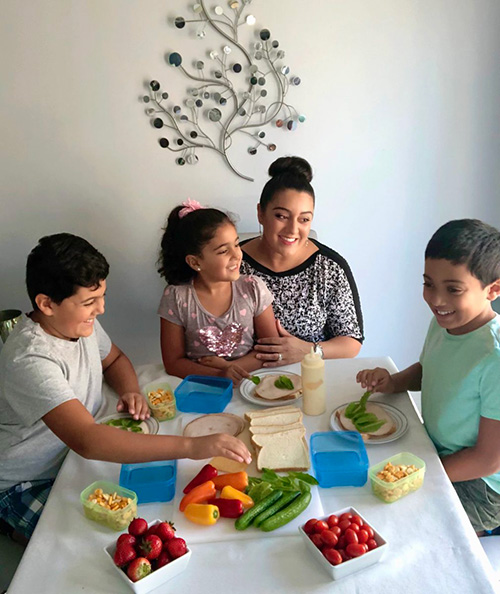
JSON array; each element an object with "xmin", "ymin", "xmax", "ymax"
[{"xmin": 240, "ymin": 156, "xmax": 364, "ymax": 366}]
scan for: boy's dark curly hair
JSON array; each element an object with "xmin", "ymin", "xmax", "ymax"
[
  {"xmin": 425, "ymin": 219, "xmax": 500, "ymax": 286},
  {"xmin": 158, "ymin": 206, "xmax": 233, "ymax": 285},
  {"xmin": 26, "ymin": 233, "xmax": 109, "ymax": 309}
]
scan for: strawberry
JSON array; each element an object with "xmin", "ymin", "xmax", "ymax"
[
  {"xmin": 165, "ymin": 537, "xmax": 187, "ymax": 559},
  {"xmin": 156, "ymin": 549, "xmax": 171, "ymax": 569},
  {"xmin": 113, "ymin": 543, "xmax": 136, "ymax": 567},
  {"xmin": 138, "ymin": 534, "xmax": 162, "ymax": 560},
  {"xmin": 156, "ymin": 521, "xmax": 176, "ymax": 542},
  {"xmin": 128, "ymin": 517, "xmax": 148, "ymax": 537},
  {"xmin": 144, "ymin": 524, "xmax": 159, "ymax": 537},
  {"xmin": 117, "ymin": 533, "xmax": 137, "ymax": 548},
  {"xmin": 126, "ymin": 557, "xmax": 151, "ymax": 582}
]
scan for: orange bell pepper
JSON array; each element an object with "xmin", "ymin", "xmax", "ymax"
[
  {"xmin": 184, "ymin": 503, "xmax": 220, "ymax": 526},
  {"xmin": 212, "ymin": 471, "xmax": 248, "ymax": 492},
  {"xmin": 220, "ymin": 485, "xmax": 254, "ymax": 509},
  {"xmin": 179, "ymin": 480, "xmax": 216, "ymax": 512}
]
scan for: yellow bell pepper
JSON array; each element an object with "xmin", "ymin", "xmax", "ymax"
[
  {"xmin": 184, "ymin": 503, "xmax": 220, "ymax": 526},
  {"xmin": 220, "ymin": 485, "xmax": 254, "ymax": 509}
]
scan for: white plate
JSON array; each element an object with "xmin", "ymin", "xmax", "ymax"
[
  {"xmin": 330, "ymin": 402, "xmax": 408, "ymax": 444},
  {"xmin": 239, "ymin": 370, "xmax": 302, "ymax": 407},
  {"xmin": 97, "ymin": 412, "xmax": 159, "ymax": 435}
]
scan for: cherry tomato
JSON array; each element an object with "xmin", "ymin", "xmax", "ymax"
[
  {"xmin": 323, "ymin": 547, "xmax": 343, "ymax": 566},
  {"xmin": 345, "ymin": 528, "xmax": 359, "ymax": 545},
  {"xmin": 351, "ymin": 514, "xmax": 363, "ymax": 527},
  {"xmin": 363, "ymin": 525, "xmax": 374, "ymax": 539},
  {"xmin": 346, "ymin": 543, "xmax": 366, "ymax": 558},
  {"xmin": 349, "ymin": 522, "xmax": 360, "ymax": 533},
  {"xmin": 330, "ymin": 525, "xmax": 342, "ymax": 537},
  {"xmin": 326, "ymin": 514, "xmax": 339, "ymax": 528},
  {"xmin": 320, "ymin": 530, "xmax": 338, "ymax": 547},
  {"xmin": 310, "ymin": 534, "xmax": 324, "ymax": 549},
  {"xmin": 339, "ymin": 512, "xmax": 353, "ymax": 523},
  {"xmin": 337, "ymin": 535, "xmax": 346, "ymax": 549},
  {"xmin": 358, "ymin": 529, "xmax": 369, "ymax": 544},
  {"xmin": 338, "ymin": 519, "xmax": 351, "ymax": 532},
  {"xmin": 314, "ymin": 520, "xmax": 329, "ymax": 533},
  {"xmin": 361, "ymin": 543, "xmax": 369, "ymax": 553},
  {"xmin": 367, "ymin": 538, "xmax": 378, "ymax": 551},
  {"xmin": 337, "ymin": 549, "xmax": 348, "ymax": 561},
  {"xmin": 303, "ymin": 519, "xmax": 318, "ymax": 534}
]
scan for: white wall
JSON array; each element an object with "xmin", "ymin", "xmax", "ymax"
[{"xmin": 1, "ymin": 0, "xmax": 499, "ymax": 370}]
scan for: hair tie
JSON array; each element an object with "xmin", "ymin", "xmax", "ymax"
[{"xmin": 178, "ymin": 198, "xmax": 205, "ymax": 219}]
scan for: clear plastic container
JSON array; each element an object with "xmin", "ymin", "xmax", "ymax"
[
  {"xmin": 80, "ymin": 480, "xmax": 137, "ymax": 531},
  {"xmin": 369, "ymin": 452, "xmax": 425, "ymax": 503},
  {"xmin": 310, "ymin": 431, "xmax": 368, "ymax": 488},
  {"xmin": 143, "ymin": 381, "xmax": 176, "ymax": 421},
  {"xmin": 120, "ymin": 460, "xmax": 177, "ymax": 504},
  {"xmin": 174, "ymin": 375, "xmax": 232, "ymax": 413}
]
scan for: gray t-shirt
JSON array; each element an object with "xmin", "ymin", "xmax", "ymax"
[
  {"xmin": 0, "ymin": 315, "xmax": 112, "ymax": 491},
  {"xmin": 158, "ymin": 275, "xmax": 273, "ymax": 360}
]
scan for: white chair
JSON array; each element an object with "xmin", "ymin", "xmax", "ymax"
[{"xmin": 479, "ymin": 536, "xmax": 500, "ymax": 579}]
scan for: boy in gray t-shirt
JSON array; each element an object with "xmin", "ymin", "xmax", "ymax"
[{"xmin": 0, "ymin": 233, "xmax": 251, "ymax": 543}]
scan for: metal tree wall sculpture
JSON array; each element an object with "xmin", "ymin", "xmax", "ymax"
[{"xmin": 142, "ymin": 0, "xmax": 305, "ymax": 181}]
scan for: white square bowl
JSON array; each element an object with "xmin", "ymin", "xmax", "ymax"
[
  {"xmin": 298, "ymin": 506, "xmax": 388, "ymax": 580},
  {"xmin": 104, "ymin": 519, "xmax": 191, "ymax": 594}
]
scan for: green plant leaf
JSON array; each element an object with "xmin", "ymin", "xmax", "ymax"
[{"xmin": 274, "ymin": 375, "xmax": 294, "ymax": 390}]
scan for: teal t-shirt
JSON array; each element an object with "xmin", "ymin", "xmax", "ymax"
[{"xmin": 420, "ymin": 314, "xmax": 500, "ymax": 494}]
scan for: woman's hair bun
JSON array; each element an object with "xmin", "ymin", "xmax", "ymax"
[{"xmin": 268, "ymin": 156, "xmax": 313, "ymax": 183}]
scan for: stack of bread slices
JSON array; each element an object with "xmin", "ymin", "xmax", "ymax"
[{"xmin": 245, "ymin": 406, "xmax": 310, "ymax": 472}]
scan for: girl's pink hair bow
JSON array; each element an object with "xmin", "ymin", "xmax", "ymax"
[{"xmin": 178, "ymin": 198, "xmax": 205, "ymax": 219}]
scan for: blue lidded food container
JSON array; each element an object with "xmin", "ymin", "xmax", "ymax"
[
  {"xmin": 174, "ymin": 375, "xmax": 232, "ymax": 413},
  {"xmin": 120, "ymin": 459, "xmax": 177, "ymax": 504},
  {"xmin": 310, "ymin": 431, "xmax": 368, "ymax": 488}
]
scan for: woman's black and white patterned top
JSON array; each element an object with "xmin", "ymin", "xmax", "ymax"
[{"xmin": 240, "ymin": 239, "xmax": 364, "ymax": 344}]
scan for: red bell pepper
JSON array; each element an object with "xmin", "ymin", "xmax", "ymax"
[
  {"xmin": 208, "ymin": 497, "xmax": 244, "ymax": 518},
  {"xmin": 183, "ymin": 464, "xmax": 218, "ymax": 494}
]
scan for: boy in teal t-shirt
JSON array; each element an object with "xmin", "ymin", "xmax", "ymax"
[{"xmin": 357, "ymin": 219, "xmax": 500, "ymax": 534}]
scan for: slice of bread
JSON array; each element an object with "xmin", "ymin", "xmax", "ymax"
[
  {"xmin": 254, "ymin": 373, "xmax": 302, "ymax": 401},
  {"xmin": 249, "ymin": 410, "xmax": 303, "ymax": 426},
  {"xmin": 244, "ymin": 405, "xmax": 300, "ymax": 421},
  {"xmin": 249, "ymin": 421, "xmax": 304, "ymax": 435},
  {"xmin": 251, "ymin": 427, "xmax": 310, "ymax": 471}
]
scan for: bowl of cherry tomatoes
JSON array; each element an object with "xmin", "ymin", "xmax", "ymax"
[{"xmin": 298, "ymin": 507, "xmax": 388, "ymax": 580}]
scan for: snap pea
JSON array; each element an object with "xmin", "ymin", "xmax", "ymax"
[
  {"xmin": 234, "ymin": 490, "xmax": 283, "ymax": 531},
  {"xmin": 259, "ymin": 490, "xmax": 312, "ymax": 532},
  {"xmin": 253, "ymin": 491, "xmax": 300, "ymax": 528}
]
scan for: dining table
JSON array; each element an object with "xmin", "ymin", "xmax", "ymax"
[{"xmin": 7, "ymin": 356, "xmax": 499, "ymax": 594}]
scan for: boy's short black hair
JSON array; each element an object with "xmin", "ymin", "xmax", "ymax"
[
  {"xmin": 26, "ymin": 233, "xmax": 109, "ymax": 309},
  {"xmin": 425, "ymin": 219, "xmax": 500, "ymax": 286}
]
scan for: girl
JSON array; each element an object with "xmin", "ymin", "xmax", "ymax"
[{"xmin": 157, "ymin": 199, "xmax": 279, "ymax": 385}]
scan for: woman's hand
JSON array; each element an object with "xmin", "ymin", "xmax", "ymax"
[
  {"xmin": 188, "ymin": 433, "xmax": 252, "ymax": 464},
  {"xmin": 356, "ymin": 368, "xmax": 395, "ymax": 393},
  {"xmin": 116, "ymin": 392, "xmax": 150, "ymax": 420},
  {"xmin": 254, "ymin": 320, "xmax": 310, "ymax": 367}
]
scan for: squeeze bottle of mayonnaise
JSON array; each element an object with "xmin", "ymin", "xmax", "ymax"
[{"xmin": 301, "ymin": 347, "xmax": 326, "ymax": 416}]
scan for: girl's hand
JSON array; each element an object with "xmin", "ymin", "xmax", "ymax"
[
  {"xmin": 254, "ymin": 320, "xmax": 309, "ymax": 367},
  {"xmin": 188, "ymin": 433, "xmax": 252, "ymax": 464},
  {"xmin": 117, "ymin": 392, "xmax": 150, "ymax": 420},
  {"xmin": 221, "ymin": 363, "xmax": 251, "ymax": 386},
  {"xmin": 356, "ymin": 368, "xmax": 395, "ymax": 393},
  {"xmin": 197, "ymin": 355, "xmax": 230, "ymax": 370}
]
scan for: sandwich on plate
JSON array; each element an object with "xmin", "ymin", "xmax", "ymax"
[{"xmin": 253, "ymin": 373, "xmax": 302, "ymax": 401}]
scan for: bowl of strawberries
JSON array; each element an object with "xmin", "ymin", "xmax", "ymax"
[{"xmin": 104, "ymin": 517, "xmax": 191, "ymax": 593}]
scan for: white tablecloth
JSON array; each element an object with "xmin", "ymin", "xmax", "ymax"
[{"xmin": 8, "ymin": 357, "xmax": 499, "ymax": 594}]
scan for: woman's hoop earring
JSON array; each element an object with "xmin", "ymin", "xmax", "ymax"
[{"xmin": 259, "ymin": 224, "xmax": 263, "ymax": 240}]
